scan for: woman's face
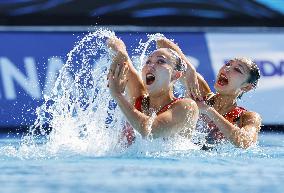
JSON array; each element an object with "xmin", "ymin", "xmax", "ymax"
[
  {"xmin": 142, "ymin": 49, "xmax": 177, "ymax": 95},
  {"xmin": 214, "ymin": 60, "xmax": 251, "ymax": 95}
]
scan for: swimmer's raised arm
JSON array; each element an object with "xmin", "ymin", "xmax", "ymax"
[
  {"xmin": 107, "ymin": 37, "xmax": 146, "ymax": 104},
  {"xmin": 108, "ymin": 62, "xmax": 199, "ymax": 138},
  {"xmin": 156, "ymin": 38, "xmax": 211, "ymax": 100}
]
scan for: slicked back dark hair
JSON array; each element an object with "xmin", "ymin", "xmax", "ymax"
[
  {"xmin": 234, "ymin": 57, "xmax": 260, "ymax": 88},
  {"xmin": 234, "ymin": 57, "xmax": 261, "ymax": 99}
]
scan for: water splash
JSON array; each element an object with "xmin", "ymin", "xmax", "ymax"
[
  {"xmin": 15, "ymin": 31, "xmax": 199, "ymax": 158},
  {"xmin": 16, "ymin": 29, "xmax": 128, "ymax": 158},
  {"xmin": 133, "ymin": 33, "xmax": 165, "ymax": 72},
  {"xmin": 0, "ymin": 30, "xmax": 266, "ymax": 160}
]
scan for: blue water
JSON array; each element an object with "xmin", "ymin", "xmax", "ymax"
[{"xmin": 0, "ymin": 132, "xmax": 283, "ymax": 193}]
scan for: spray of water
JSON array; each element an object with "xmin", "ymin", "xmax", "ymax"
[
  {"xmin": 13, "ymin": 31, "xmax": 202, "ymax": 159},
  {"xmin": 0, "ymin": 30, "xmax": 264, "ymax": 159},
  {"xmin": 12, "ymin": 29, "xmax": 127, "ymax": 158}
]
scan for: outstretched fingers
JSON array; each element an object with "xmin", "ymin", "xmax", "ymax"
[
  {"xmin": 119, "ymin": 63, "xmax": 129, "ymax": 92},
  {"xmin": 114, "ymin": 63, "xmax": 122, "ymax": 78},
  {"xmin": 189, "ymin": 85, "xmax": 202, "ymax": 101},
  {"xmin": 106, "ymin": 37, "xmax": 126, "ymax": 52},
  {"xmin": 156, "ymin": 38, "xmax": 173, "ymax": 49},
  {"xmin": 107, "ymin": 63, "xmax": 129, "ymax": 93},
  {"xmin": 119, "ymin": 63, "xmax": 129, "ymax": 79}
]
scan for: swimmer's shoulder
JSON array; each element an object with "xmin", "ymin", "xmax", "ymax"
[
  {"xmin": 241, "ymin": 110, "xmax": 261, "ymax": 121},
  {"xmin": 240, "ymin": 110, "xmax": 262, "ymax": 130},
  {"xmin": 172, "ymin": 98, "xmax": 198, "ymax": 112}
]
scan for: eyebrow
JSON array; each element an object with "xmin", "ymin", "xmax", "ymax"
[
  {"xmin": 147, "ymin": 54, "xmax": 167, "ymax": 60},
  {"xmin": 157, "ymin": 55, "xmax": 167, "ymax": 59}
]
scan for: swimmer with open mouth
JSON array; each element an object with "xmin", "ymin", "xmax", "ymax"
[
  {"xmin": 107, "ymin": 37, "xmax": 199, "ymax": 146},
  {"xmin": 157, "ymin": 38, "xmax": 262, "ymax": 149}
]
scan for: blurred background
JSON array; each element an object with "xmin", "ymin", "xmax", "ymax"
[{"xmin": 0, "ymin": 0, "xmax": 283, "ymax": 133}]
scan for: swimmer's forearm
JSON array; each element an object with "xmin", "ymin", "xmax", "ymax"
[
  {"xmin": 113, "ymin": 50, "xmax": 135, "ymax": 68},
  {"xmin": 157, "ymin": 39, "xmax": 211, "ymax": 96},
  {"xmin": 204, "ymin": 108, "xmax": 253, "ymax": 148},
  {"xmin": 157, "ymin": 39, "xmax": 196, "ymax": 72},
  {"xmin": 113, "ymin": 93, "xmax": 150, "ymax": 137},
  {"xmin": 158, "ymin": 41, "xmax": 207, "ymax": 96},
  {"xmin": 125, "ymin": 61, "xmax": 146, "ymax": 103},
  {"xmin": 111, "ymin": 50, "xmax": 136, "ymax": 77},
  {"xmin": 112, "ymin": 52, "xmax": 146, "ymax": 103}
]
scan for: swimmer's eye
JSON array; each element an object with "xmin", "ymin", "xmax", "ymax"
[
  {"xmin": 234, "ymin": 67, "xmax": 243, "ymax": 74},
  {"xmin": 157, "ymin": 59, "xmax": 166, "ymax": 64},
  {"xmin": 225, "ymin": 62, "xmax": 231, "ymax": 66},
  {"xmin": 145, "ymin": 60, "xmax": 151, "ymax": 65}
]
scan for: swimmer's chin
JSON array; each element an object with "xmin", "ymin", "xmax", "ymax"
[{"xmin": 144, "ymin": 84, "xmax": 155, "ymax": 94}]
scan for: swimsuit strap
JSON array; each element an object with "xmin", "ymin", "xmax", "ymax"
[
  {"xmin": 134, "ymin": 95, "xmax": 144, "ymax": 112},
  {"xmin": 134, "ymin": 94, "xmax": 150, "ymax": 112},
  {"xmin": 204, "ymin": 93, "xmax": 247, "ymax": 124},
  {"xmin": 223, "ymin": 106, "xmax": 247, "ymax": 123},
  {"xmin": 156, "ymin": 98, "xmax": 183, "ymax": 115},
  {"xmin": 134, "ymin": 96, "xmax": 183, "ymax": 115}
]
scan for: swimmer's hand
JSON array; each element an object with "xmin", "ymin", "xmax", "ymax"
[
  {"xmin": 108, "ymin": 62, "xmax": 129, "ymax": 95},
  {"xmin": 156, "ymin": 38, "xmax": 202, "ymax": 101},
  {"xmin": 106, "ymin": 37, "xmax": 127, "ymax": 53},
  {"xmin": 107, "ymin": 37, "xmax": 130, "ymax": 80},
  {"xmin": 183, "ymin": 68, "xmax": 202, "ymax": 101},
  {"xmin": 195, "ymin": 99, "xmax": 212, "ymax": 114},
  {"xmin": 156, "ymin": 37, "xmax": 176, "ymax": 50}
]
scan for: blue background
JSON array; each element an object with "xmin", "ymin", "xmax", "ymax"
[{"xmin": 0, "ymin": 31, "xmax": 213, "ymax": 127}]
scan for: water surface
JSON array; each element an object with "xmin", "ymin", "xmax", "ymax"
[{"xmin": 0, "ymin": 132, "xmax": 283, "ymax": 193}]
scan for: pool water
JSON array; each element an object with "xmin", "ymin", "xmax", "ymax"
[{"xmin": 0, "ymin": 132, "xmax": 283, "ymax": 193}]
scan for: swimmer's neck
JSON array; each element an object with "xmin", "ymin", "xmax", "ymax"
[
  {"xmin": 148, "ymin": 91, "xmax": 175, "ymax": 112},
  {"xmin": 214, "ymin": 93, "xmax": 238, "ymax": 113}
]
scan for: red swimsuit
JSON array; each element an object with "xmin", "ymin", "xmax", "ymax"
[
  {"xmin": 121, "ymin": 96, "xmax": 183, "ymax": 146},
  {"xmin": 206, "ymin": 106, "xmax": 247, "ymax": 142}
]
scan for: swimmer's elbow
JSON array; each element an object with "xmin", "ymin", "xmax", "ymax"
[
  {"xmin": 138, "ymin": 120, "xmax": 151, "ymax": 138},
  {"xmin": 187, "ymin": 103, "xmax": 199, "ymax": 123},
  {"xmin": 229, "ymin": 128, "xmax": 258, "ymax": 149},
  {"xmin": 233, "ymin": 140, "xmax": 253, "ymax": 149},
  {"xmin": 232, "ymin": 135, "xmax": 256, "ymax": 149},
  {"xmin": 233, "ymin": 140, "xmax": 247, "ymax": 149},
  {"xmin": 139, "ymin": 129, "xmax": 149, "ymax": 138}
]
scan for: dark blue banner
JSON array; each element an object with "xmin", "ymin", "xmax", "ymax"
[{"xmin": 0, "ymin": 31, "xmax": 213, "ymax": 127}]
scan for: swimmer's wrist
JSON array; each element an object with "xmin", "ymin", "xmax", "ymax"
[
  {"xmin": 186, "ymin": 65, "xmax": 196, "ymax": 73},
  {"xmin": 203, "ymin": 106, "xmax": 215, "ymax": 116},
  {"xmin": 111, "ymin": 92, "xmax": 123, "ymax": 99}
]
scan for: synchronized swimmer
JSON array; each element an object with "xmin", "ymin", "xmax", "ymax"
[
  {"xmin": 107, "ymin": 36, "xmax": 261, "ymax": 149},
  {"xmin": 107, "ymin": 37, "xmax": 198, "ymax": 145}
]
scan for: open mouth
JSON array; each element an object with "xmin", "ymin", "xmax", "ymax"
[
  {"xmin": 217, "ymin": 73, "xmax": 229, "ymax": 86},
  {"xmin": 146, "ymin": 73, "xmax": 155, "ymax": 85}
]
